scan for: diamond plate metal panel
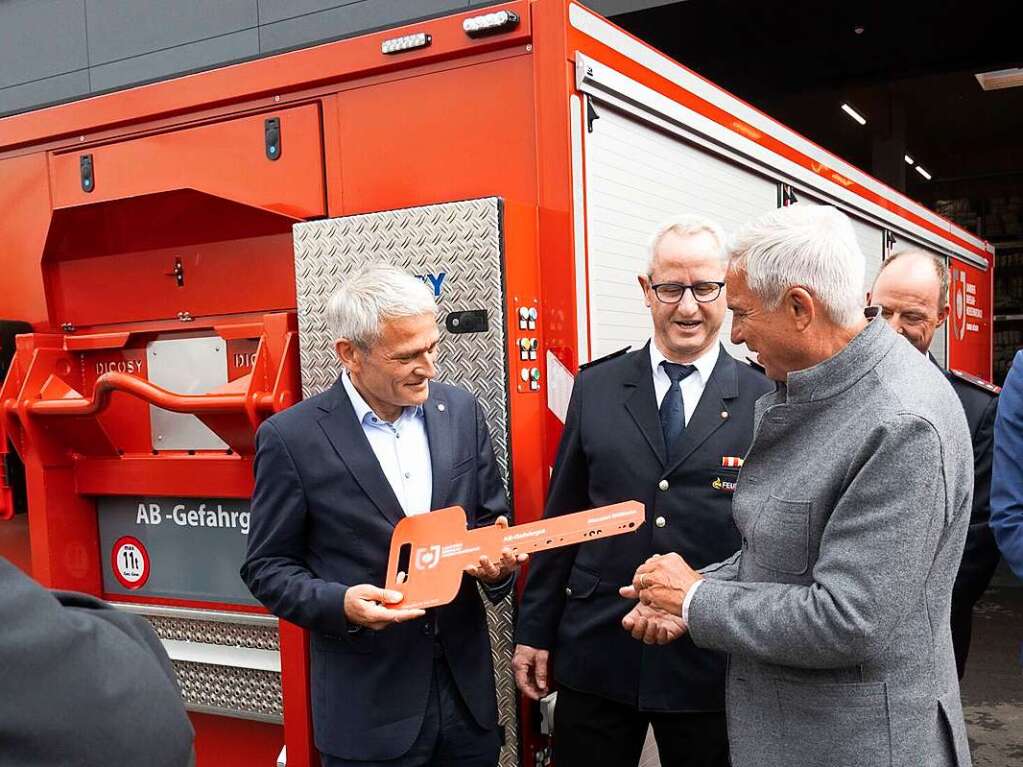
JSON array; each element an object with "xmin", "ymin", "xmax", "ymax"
[
  {"xmin": 147, "ymin": 615, "xmax": 279, "ymax": 651},
  {"xmin": 141, "ymin": 614, "xmax": 283, "ymax": 721},
  {"xmin": 293, "ymin": 198, "xmax": 517, "ymax": 766},
  {"xmin": 172, "ymin": 659, "xmax": 283, "ymax": 723}
]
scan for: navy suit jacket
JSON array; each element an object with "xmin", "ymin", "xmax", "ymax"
[
  {"xmin": 993, "ymin": 350, "xmax": 1023, "ymax": 580},
  {"xmin": 515, "ymin": 344, "xmax": 773, "ymax": 711},
  {"xmin": 241, "ymin": 377, "xmax": 511, "ymax": 760}
]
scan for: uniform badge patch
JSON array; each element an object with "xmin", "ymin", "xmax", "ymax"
[
  {"xmin": 712, "ymin": 476, "xmax": 737, "ymax": 493},
  {"xmin": 715, "ymin": 457, "xmax": 742, "ymax": 492}
]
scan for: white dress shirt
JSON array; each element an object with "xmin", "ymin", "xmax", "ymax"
[
  {"xmin": 342, "ymin": 372, "xmax": 433, "ymax": 517},
  {"xmin": 649, "ymin": 341, "xmax": 720, "ymax": 424}
]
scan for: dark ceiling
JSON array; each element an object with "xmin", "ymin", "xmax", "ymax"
[{"xmin": 613, "ymin": 0, "xmax": 1023, "ymax": 220}]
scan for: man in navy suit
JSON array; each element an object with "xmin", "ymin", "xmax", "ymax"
[
  {"xmin": 993, "ymin": 350, "xmax": 1023, "ymax": 580},
  {"xmin": 241, "ymin": 263, "xmax": 520, "ymax": 766},
  {"xmin": 513, "ymin": 216, "xmax": 773, "ymax": 767}
]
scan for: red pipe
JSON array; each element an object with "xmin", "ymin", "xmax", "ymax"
[{"xmin": 20, "ymin": 372, "xmax": 274, "ymax": 417}]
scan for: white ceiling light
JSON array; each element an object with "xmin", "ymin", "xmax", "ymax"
[
  {"xmin": 841, "ymin": 103, "xmax": 867, "ymax": 125},
  {"xmin": 904, "ymin": 154, "xmax": 914, "ymax": 165},
  {"xmin": 915, "ymin": 165, "xmax": 932, "ymax": 180},
  {"xmin": 975, "ymin": 67, "xmax": 1023, "ymax": 91}
]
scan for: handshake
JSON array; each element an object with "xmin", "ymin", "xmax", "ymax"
[{"xmin": 513, "ymin": 551, "xmax": 703, "ymax": 700}]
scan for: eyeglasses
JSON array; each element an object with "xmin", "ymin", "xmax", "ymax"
[{"xmin": 648, "ymin": 280, "xmax": 725, "ymax": 304}]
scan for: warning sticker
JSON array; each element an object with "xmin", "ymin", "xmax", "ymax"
[{"xmin": 111, "ymin": 536, "xmax": 150, "ymax": 590}]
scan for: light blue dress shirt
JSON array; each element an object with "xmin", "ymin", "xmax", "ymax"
[{"xmin": 342, "ymin": 372, "xmax": 433, "ymax": 517}]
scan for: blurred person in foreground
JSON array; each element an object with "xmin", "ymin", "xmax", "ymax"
[{"xmin": 0, "ymin": 557, "xmax": 194, "ymax": 766}]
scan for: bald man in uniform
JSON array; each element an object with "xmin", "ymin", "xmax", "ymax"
[{"xmin": 869, "ymin": 249, "xmax": 1000, "ymax": 678}]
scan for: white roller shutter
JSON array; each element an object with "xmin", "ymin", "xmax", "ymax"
[
  {"xmin": 583, "ymin": 102, "xmax": 778, "ymax": 361},
  {"xmin": 852, "ymin": 218, "xmax": 886, "ymax": 297}
]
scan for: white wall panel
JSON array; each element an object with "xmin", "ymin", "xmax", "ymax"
[{"xmin": 583, "ymin": 102, "xmax": 778, "ymax": 362}]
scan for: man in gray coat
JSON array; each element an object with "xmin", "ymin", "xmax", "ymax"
[{"xmin": 622, "ymin": 204, "xmax": 974, "ymax": 767}]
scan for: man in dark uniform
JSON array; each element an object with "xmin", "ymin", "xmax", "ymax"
[
  {"xmin": 869, "ymin": 249, "xmax": 1000, "ymax": 678},
  {"xmin": 513, "ymin": 216, "xmax": 773, "ymax": 767}
]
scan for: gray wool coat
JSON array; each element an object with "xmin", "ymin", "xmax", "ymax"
[{"xmin": 688, "ymin": 318, "xmax": 974, "ymax": 767}]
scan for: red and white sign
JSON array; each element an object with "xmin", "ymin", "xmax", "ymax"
[
  {"xmin": 111, "ymin": 536, "xmax": 150, "ymax": 589},
  {"xmin": 951, "ymin": 267, "xmax": 968, "ymax": 341}
]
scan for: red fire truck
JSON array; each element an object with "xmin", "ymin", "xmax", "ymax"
[{"xmin": 0, "ymin": 2, "xmax": 994, "ymax": 766}]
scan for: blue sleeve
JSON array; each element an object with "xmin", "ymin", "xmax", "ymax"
[{"xmin": 992, "ymin": 351, "xmax": 1023, "ymax": 580}]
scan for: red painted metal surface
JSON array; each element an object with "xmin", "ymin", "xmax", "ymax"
[
  {"xmin": 189, "ymin": 712, "xmax": 283, "ymax": 767},
  {"xmin": 22, "ymin": 372, "xmax": 274, "ymax": 417},
  {"xmin": 0, "ymin": 514, "xmax": 31, "ymax": 573}
]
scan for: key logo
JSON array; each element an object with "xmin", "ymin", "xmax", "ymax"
[{"xmin": 415, "ymin": 545, "xmax": 442, "ymax": 571}]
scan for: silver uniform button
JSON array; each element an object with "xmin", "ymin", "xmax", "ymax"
[
  {"xmin": 565, "ymin": 587, "xmax": 573, "ymax": 597},
  {"xmin": 658, "ymin": 479, "xmax": 669, "ymax": 491},
  {"xmin": 654, "ymin": 516, "xmax": 666, "ymax": 528}
]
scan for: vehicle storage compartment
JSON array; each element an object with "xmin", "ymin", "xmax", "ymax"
[{"xmin": 43, "ymin": 104, "xmax": 326, "ymax": 329}]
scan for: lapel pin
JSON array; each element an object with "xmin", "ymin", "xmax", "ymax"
[
  {"xmin": 720, "ymin": 411, "xmax": 729, "ymax": 419},
  {"xmin": 437, "ymin": 403, "xmax": 446, "ymax": 412},
  {"xmin": 722, "ymin": 456, "xmax": 743, "ymax": 468}
]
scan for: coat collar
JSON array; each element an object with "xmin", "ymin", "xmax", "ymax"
[
  {"xmin": 783, "ymin": 317, "xmax": 896, "ymax": 404},
  {"xmin": 316, "ymin": 376, "xmax": 452, "ymax": 526}
]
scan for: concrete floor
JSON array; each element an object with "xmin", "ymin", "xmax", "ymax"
[
  {"xmin": 961, "ymin": 568, "xmax": 1023, "ymax": 766},
  {"xmin": 639, "ymin": 567, "xmax": 1023, "ymax": 767}
]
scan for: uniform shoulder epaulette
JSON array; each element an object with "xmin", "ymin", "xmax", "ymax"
[
  {"xmin": 745, "ymin": 356, "xmax": 766, "ymax": 374},
  {"xmin": 578, "ymin": 346, "xmax": 631, "ymax": 372},
  {"xmin": 949, "ymin": 368, "xmax": 1001, "ymax": 395}
]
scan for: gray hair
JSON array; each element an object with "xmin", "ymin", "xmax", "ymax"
[
  {"xmin": 326, "ymin": 263, "xmax": 437, "ymax": 348},
  {"xmin": 728, "ymin": 204, "xmax": 865, "ymax": 327},
  {"xmin": 647, "ymin": 214, "xmax": 728, "ymax": 274},
  {"xmin": 877, "ymin": 249, "xmax": 949, "ymax": 308}
]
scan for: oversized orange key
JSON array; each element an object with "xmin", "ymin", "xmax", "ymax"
[{"xmin": 385, "ymin": 501, "xmax": 645, "ymax": 609}]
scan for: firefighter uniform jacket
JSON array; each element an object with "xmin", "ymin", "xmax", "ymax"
[
  {"xmin": 516, "ymin": 342, "xmax": 773, "ymax": 711},
  {"xmin": 944, "ymin": 365, "xmax": 1000, "ymax": 678}
]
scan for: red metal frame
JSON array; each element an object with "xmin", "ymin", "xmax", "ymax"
[{"xmin": 0, "ymin": 2, "xmax": 997, "ymax": 766}]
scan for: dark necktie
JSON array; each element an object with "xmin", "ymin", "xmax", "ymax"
[{"xmin": 659, "ymin": 361, "xmax": 697, "ymax": 457}]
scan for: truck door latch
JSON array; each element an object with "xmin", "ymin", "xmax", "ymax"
[{"xmin": 166, "ymin": 257, "xmax": 184, "ymax": 287}]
